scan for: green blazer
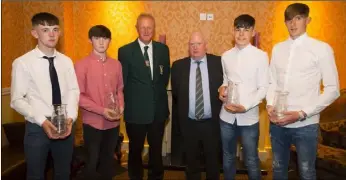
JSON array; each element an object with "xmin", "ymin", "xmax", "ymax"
[{"xmin": 118, "ymin": 39, "xmax": 170, "ymax": 124}]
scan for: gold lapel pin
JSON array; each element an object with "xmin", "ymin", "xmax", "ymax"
[
  {"xmin": 159, "ymin": 65, "xmax": 164, "ymax": 75},
  {"xmin": 145, "ymin": 60, "xmax": 150, "ymax": 67}
]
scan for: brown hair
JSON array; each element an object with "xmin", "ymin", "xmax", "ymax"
[{"xmin": 284, "ymin": 3, "xmax": 309, "ymax": 21}]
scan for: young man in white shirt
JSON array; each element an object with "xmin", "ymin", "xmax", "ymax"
[
  {"xmin": 266, "ymin": 3, "xmax": 340, "ymax": 180},
  {"xmin": 218, "ymin": 14, "xmax": 269, "ymax": 180},
  {"xmin": 10, "ymin": 12, "xmax": 80, "ymax": 180}
]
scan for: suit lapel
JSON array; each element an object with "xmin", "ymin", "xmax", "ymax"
[
  {"xmin": 206, "ymin": 54, "xmax": 215, "ymax": 111},
  {"xmin": 182, "ymin": 58, "xmax": 191, "ymax": 105},
  {"xmin": 153, "ymin": 42, "xmax": 159, "ymax": 83},
  {"xmin": 206, "ymin": 55, "xmax": 213, "ymax": 89}
]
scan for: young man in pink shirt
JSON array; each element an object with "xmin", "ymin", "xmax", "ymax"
[{"xmin": 75, "ymin": 25, "xmax": 124, "ymax": 180}]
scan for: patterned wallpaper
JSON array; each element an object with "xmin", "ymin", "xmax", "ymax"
[
  {"xmin": 2, "ymin": 2, "xmax": 25, "ymax": 87},
  {"xmin": 69, "ymin": 1, "xmax": 146, "ymax": 61},
  {"xmin": 144, "ymin": 1, "xmax": 276, "ymax": 61},
  {"xmin": 3, "ymin": 1, "xmax": 345, "ymax": 88},
  {"xmin": 2, "ymin": 1, "xmax": 346, "ymax": 148},
  {"xmin": 2, "ymin": 1, "xmax": 65, "ymax": 87}
]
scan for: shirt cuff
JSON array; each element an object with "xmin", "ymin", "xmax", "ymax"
[
  {"xmin": 301, "ymin": 106, "xmax": 314, "ymax": 118},
  {"xmin": 95, "ymin": 106, "xmax": 105, "ymax": 116},
  {"xmin": 67, "ymin": 113, "xmax": 77, "ymax": 123},
  {"xmin": 35, "ymin": 114, "xmax": 47, "ymax": 127},
  {"xmin": 242, "ymin": 103, "xmax": 251, "ymax": 112},
  {"xmin": 266, "ymin": 99, "xmax": 273, "ymax": 107}
]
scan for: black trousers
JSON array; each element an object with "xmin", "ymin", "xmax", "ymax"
[
  {"xmin": 82, "ymin": 124, "xmax": 119, "ymax": 180},
  {"xmin": 126, "ymin": 120, "xmax": 166, "ymax": 180},
  {"xmin": 24, "ymin": 122, "xmax": 75, "ymax": 180},
  {"xmin": 183, "ymin": 118, "xmax": 220, "ymax": 180}
]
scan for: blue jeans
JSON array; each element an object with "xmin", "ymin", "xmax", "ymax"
[
  {"xmin": 220, "ymin": 120, "xmax": 261, "ymax": 180},
  {"xmin": 270, "ymin": 123, "xmax": 319, "ymax": 180},
  {"xmin": 24, "ymin": 122, "xmax": 74, "ymax": 180}
]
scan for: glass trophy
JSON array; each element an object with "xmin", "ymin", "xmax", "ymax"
[
  {"xmin": 273, "ymin": 91, "xmax": 289, "ymax": 119},
  {"xmin": 51, "ymin": 104, "xmax": 67, "ymax": 136},
  {"xmin": 226, "ymin": 81, "xmax": 240, "ymax": 105},
  {"xmin": 105, "ymin": 92, "xmax": 120, "ymax": 119}
]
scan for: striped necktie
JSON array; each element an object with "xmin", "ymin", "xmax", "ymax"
[
  {"xmin": 195, "ymin": 61, "xmax": 204, "ymax": 120},
  {"xmin": 143, "ymin": 46, "xmax": 152, "ymax": 79}
]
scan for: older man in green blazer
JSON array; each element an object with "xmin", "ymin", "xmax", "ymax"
[{"xmin": 118, "ymin": 13, "xmax": 170, "ymax": 180}]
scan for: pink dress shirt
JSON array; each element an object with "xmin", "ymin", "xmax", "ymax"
[{"xmin": 75, "ymin": 52, "xmax": 124, "ymax": 130}]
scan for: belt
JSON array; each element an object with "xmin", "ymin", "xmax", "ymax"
[{"xmin": 188, "ymin": 118, "xmax": 212, "ymax": 121}]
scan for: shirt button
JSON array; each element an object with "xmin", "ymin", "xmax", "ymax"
[
  {"xmin": 104, "ymin": 74, "xmax": 106, "ymax": 76},
  {"xmin": 105, "ymin": 84, "xmax": 107, "ymax": 87}
]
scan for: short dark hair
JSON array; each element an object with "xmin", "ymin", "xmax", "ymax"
[
  {"xmin": 285, "ymin": 3, "xmax": 309, "ymax": 21},
  {"xmin": 234, "ymin": 14, "xmax": 255, "ymax": 29},
  {"xmin": 88, "ymin": 25, "xmax": 111, "ymax": 39},
  {"xmin": 31, "ymin": 12, "xmax": 59, "ymax": 27}
]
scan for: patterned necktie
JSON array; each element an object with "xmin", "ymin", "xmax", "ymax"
[
  {"xmin": 195, "ymin": 61, "xmax": 204, "ymax": 120},
  {"xmin": 143, "ymin": 46, "xmax": 152, "ymax": 79},
  {"xmin": 43, "ymin": 56, "xmax": 62, "ymax": 105}
]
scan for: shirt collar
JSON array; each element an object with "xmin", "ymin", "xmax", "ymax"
[
  {"xmin": 138, "ymin": 38, "xmax": 153, "ymax": 50},
  {"xmin": 34, "ymin": 45, "xmax": 57, "ymax": 59},
  {"xmin": 89, "ymin": 51, "xmax": 108, "ymax": 63},
  {"xmin": 288, "ymin": 32, "xmax": 308, "ymax": 46},
  {"xmin": 190, "ymin": 55, "xmax": 207, "ymax": 64},
  {"xmin": 234, "ymin": 43, "xmax": 252, "ymax": 52}
]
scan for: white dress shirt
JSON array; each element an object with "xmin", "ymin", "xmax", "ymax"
[
  {"xmin": 266, "ymin": 33, "xmax": 340, "ymax": 128},
  {"xmin": 138, "ymin": 39, "xmax": 153, "ymax": 79},
  {"xmin": 220, "ymin": 44, "xmax": 269, "ymax": 126},
  {"xmin": 10, "ymin": 46, "xmax": 80, "ymax": 126}
]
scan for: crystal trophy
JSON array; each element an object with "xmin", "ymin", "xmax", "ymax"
[
  {"xmin": 226, "ymin": 81, "xmax": 240, "ymax": 105},
  {"xmin": 105, "ymin": 92, "xmax": 120, "ymax": 119},
  {"xmin": 51, "ymin": 104, "xmax": 67, "ymax": 136},
  {"xmin": 273, "ymin": 91, "xmax": 289, "ymax": 119}
]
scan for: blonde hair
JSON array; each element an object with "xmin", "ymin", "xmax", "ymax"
[{"xmin": 136, "ymin": 13, "xmax": 155, "ymax": 27}]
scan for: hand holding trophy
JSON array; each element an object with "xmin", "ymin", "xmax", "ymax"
[
  {"xmin": 273, "ymin": 90, "xmax": 289, "ymax": 121},
  {"xmin": 104, "ymin": 92, "xmax": 121, "ymax": 121},
  {"xmin": 223, "ymin": 80, "xmax": 246, "ymax": 113},
  {"xmin": 226, "ymin": 80, "xmax": 240, "ymax": 105},
  {"xmin": 51, "ymin": 104, "xmax": 67, "ymax": 136}
]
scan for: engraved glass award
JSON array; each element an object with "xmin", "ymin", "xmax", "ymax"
[
  {"xmin": 273, "ymin": 91, "xmax": 289, "ymax": 119},
  {"xmin": 226, "ymin": 81, "xmax": 240, "ymax": 105},
  {"xmin": 51, "ymin": 104, "xmax": 67, "ymax": 136},
  {"xmin": 105, "ymin": 92, "xmax": 120, "ymax": 119}
]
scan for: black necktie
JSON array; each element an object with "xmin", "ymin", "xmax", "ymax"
[
  {"xmin": 195, "ymin": 61, "xmax": 204, "ymax": 120},
  {"xmin": 143, "ymin": 46, "xmax": 152, "ymax": 79},
  {"xmin": 43, "ymin": 56, "xmax": 62, "ymax": 105}
]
